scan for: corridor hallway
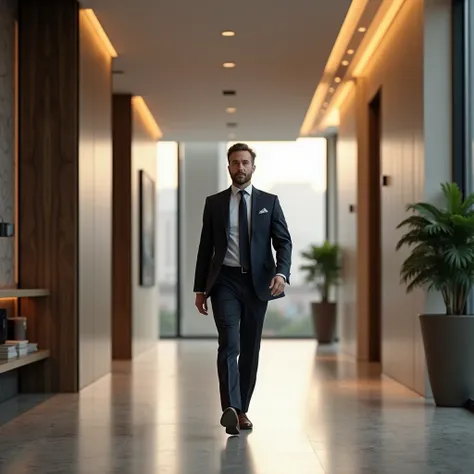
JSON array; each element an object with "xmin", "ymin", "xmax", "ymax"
[{"xmin": 0, "ymin": 340, "xmax": 473, "ymax": 474}]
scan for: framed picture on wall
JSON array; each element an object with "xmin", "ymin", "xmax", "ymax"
[{"xmin": 139, "ymin": 170, "xmax": 156, "ymax": 287}]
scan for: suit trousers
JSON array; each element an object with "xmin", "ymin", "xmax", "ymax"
[{"xmin": 210, "ymin": 266, "xmax": 268, "ymax": 414}]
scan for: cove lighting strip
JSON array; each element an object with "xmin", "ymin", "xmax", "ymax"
[
  {"xmin": 132, "ymin": 96, "xmax": 163, "ymax": 141},
  {"xmin": 82, "ymin": 9, "xmax": 118, "ymax": 58},
  {"xmin": 299, "ymin": 0, "xmax": 369, "ymax": 136}
]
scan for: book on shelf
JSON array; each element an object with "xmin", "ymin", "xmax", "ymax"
[
  {"xmin": 0, "ymin": 340, "xmax": 38, "ymax": 358},
  {"xmin": 0, "ymin": 345, "xmax": 19, "ymax": 360}
]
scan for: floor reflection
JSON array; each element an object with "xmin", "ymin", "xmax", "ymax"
[
  {"xmin": 220, "ymin": 433, "xmax": 255, "ymax": 474},
  {"xmin": 0, "ymin": 340, "xmax": 473, "ymax": 473}
]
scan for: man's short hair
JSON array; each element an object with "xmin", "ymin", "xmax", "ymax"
[{"xmin": 227, "ymin": 143, "xmax": 256, "ymax": 162}]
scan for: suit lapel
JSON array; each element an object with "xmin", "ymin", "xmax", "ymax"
[
  {"xmin": 251, "ymin": 187, "xmax": 261, "ymax": 241},
  {"xmin": 220, "ymin": 187, "xmax": 232, "ymax": 237}
]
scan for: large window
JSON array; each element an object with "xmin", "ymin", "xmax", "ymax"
[
  {"xmin": 227, "ymin": 139, "xmax": 327, "ymax": 337},
  {"xmin": 157, "ymin": 142, "xmax": 178, "ymax": 337}
]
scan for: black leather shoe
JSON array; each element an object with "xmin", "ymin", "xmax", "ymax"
[{"xmin": 220, "ymin": 407, "xmax": 240, "ymax": 435}]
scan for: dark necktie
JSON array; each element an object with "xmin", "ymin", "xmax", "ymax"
[{"xmin": 239, "ymin": 190, "xmax": 251, "ymax": 272}]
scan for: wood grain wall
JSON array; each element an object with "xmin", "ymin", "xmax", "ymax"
[
  {"xmin": 112, "ymin": 94, "xmax": 133, "ymax": 360},
  {"xmin": 0, "ymin": 0, "xmax": 17, "ymax": 290},
  {"xmin": 18, "ymin": 0, "xmax": 79, "ymax": 392}
]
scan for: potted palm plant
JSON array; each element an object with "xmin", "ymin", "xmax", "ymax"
[
  {"xmin": 396, "ymin": 182, "xmax": 474, "ymax": 406},
  {"xmin": 300, "ymin": 241, "xmax": 341, "ymax": 343}
]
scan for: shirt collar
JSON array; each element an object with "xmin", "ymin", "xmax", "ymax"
[{"xmin": 231, "ymin": 183, "xmax": 253, "ymax": 196}]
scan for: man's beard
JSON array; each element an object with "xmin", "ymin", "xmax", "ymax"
[{"xmin": 232, "ymin": 172, "xmax": 252, "ymax": 186}]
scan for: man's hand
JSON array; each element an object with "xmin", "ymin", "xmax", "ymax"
[
  {"xmin": 195, "ymin": 293, "xmax": 208, "ymax": 315},
  {"xmin": 269, "ymin": 275, "xmax": 286, "ymax": 297}
]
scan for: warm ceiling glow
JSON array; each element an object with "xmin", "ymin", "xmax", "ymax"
[
  {"xmin": 222, "ymin": 31, "xmax": 236, "ymax": 37},
  {"xmin": 132, "ymin": 96, "xmax": 162, "ymax": 141},
  {"xmin": 223, "ymin": 62, "xmax": 236, "ymax": 68},
  {"xmin": 82, "ymin": 9, "xmax": 118, "ymax": 57},
  {"xmin": 320, "ymin": 108, "xmax": 340, "ymax": 129},
  {"xmin": 299, "ymin": 0, "xmax": 369, "ymax": 136},
  {"xmin": 300, "ymin": 0, "xmax": 408, "ymax": 136},
  {"xmin": 226, "ymin": 107, "xmax": 236, "ymax": 113},
  {"xmin": 332, "ymin": 80, "xmax": 355, "ymax": 111},
  {"xmin": 342, "ymin": 60, "xmax": 350, "ymax": 66},
  {"xmin": 352, "ymin": 0, "xmax": 406, "ymax": 76}
]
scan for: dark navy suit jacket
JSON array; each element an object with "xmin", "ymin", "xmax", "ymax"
[{"xmin": 193, "ymin": 186, "xmax": 292, "ymax": 302}]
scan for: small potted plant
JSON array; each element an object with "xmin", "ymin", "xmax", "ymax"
[
  {"xmin": 396, "ymin": 182, "xmax": 474, "ymax": 406},
  {"xmin": 300, "ymin": 241, "xmax": 341, "ymax": 343}
]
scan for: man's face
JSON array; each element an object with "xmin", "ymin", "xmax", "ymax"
[{"xmin": 228, "ymin": 151, "xmax": 255, "ymax": 187}]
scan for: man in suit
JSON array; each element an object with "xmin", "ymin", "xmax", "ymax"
[{"xmin": 194, "ymin": 142, "xmax": 292, "ymax": 435}]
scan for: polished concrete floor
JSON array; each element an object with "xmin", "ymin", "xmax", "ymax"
[{"xmin": 0, "ymin": 340, "xmax": 473, "ymax": 473}]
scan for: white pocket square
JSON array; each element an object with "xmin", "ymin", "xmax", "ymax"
[{"xmin": 258, "ymin": 208, "xmax": 268, "ymax": 215}]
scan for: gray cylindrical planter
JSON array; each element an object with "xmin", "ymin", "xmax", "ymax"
[
  {"xmin": 312, "ymin": 302, "xmax": 336, "ymax": 344},
  {"xmin": 420, "ymin": 314, "xmax": 474, "ymax": 407}
]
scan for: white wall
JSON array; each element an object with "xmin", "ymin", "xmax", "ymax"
[
  {"xmin": 78, "ymin": 10, "xmax": 112, "ymax": 388},
  {"xmin": 336, "ymin": 0, "xmax": 452, "ymax": 396},
  {"xmin": 179, "ymin": 142, "xmax": 227, "ymax": 336},
  {"xmin": 337, "ymin": 96, "xmax": 358, "ymax": 358},
  {"xmin": 131, "ymin": 107, "xmax": 159, "ymax": 357}
]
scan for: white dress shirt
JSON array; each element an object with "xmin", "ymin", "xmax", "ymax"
[
  {"xmin": 223, "ymin": 184, "xmax": 252, "ymax": 267},
  {"xmin": 222, "ymin": 184, "xmax": 286, "ymax": 282}
]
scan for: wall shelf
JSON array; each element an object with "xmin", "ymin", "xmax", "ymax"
[
  {"xmin": 0, "ymin": 350, "xmax": 50, "ymax": 375},
  {"xmin": 0, "ymin": 289, "xmax": 50, "ymax": 299}
]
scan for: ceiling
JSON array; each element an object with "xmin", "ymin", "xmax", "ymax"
[{"xmin": 82, "ymin": 0, "xmax": 353, "ymax": 141}]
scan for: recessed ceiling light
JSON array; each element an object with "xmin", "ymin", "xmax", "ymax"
[
  {"xmin": 342, "ymin": 60, "xmax": 349, "ymax": 66},
  {"xmin": 335, "ymin": 77, "xmax": 341, "ymax": 83},
  {"xmin": 329, "ymin": 87, "xmax": 335, "ymax": 93},
  {"xmin": 347, "ymin": 49, "xmax": 355, "ymax": 55},
  {"xmin": 221, "ymin": 31, "xmax": 236, "ymax": 37},
  {"xmin": 223, "ymin": 62, "xmax": 236, "ymax": 68},
  {"xmin": 226, "ymin": 107, "xmax": 236, "ymax": 114},
  {"xmin": 358, "ymin": 27, "xmax": 367, "ymax": 32}
]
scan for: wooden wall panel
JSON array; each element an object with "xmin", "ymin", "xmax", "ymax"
[
  {"xmin": 0, "ymin": 0, "xmax": 16, "ymax": 290},
  {"xmin": 18, "ymin": 0, "xmax": 79, "ymax": 392},
  {"xmin": 112, "ymin": 94, "xmax": 133, "ymax": 360}
]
